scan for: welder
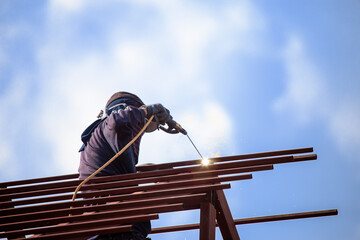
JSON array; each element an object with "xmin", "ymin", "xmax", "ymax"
[{"xmin": 78, "ymin": 91, "xmax": 180, "ymax": 240}]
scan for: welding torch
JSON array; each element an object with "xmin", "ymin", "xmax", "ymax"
[
  {"xmin": 160, "ymin": 119, "xmax": 187, "ymax": 135},
  {"xmin": 160, "ymin": 119, "xmax": 205, "ymax": 160}
]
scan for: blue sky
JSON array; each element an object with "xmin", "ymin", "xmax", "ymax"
[{"xmin": 0, "ymin": 0, "xmax": 359, "ymax": 239}]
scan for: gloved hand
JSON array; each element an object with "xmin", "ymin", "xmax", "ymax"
[
  {"xmin": 144, "ymin": 103, "xmax": 171, "ymax": 125},
  {"xmin": 160, "ymin": 119, "xmax": 187, "ymax": 135}
]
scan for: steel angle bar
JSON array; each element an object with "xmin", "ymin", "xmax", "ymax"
[
  {"xmin": 233, "ymin": 209, "xmax": 338, "ymax": 225},
  {"xmin": 0, "ymin": 202, "xmax": 183, "ymax": 228},
  {"xmin": 0, "ymin": 147, "xmax": 312, "ymax": 188},
  {"xmin": 200, "ymin": 201, "xmax": 216, "ymax": 240},
  {"xmin": 0, "ymin": 164, "xmax": 271, "ymax": 203},
  {"xmin": 1, "ymin": 194, "xmax": 206, "ymax": 232},
  {"xmin": 150, "ymin": 209, "xmax": 338, "ymax": 234},
  {"xmin": 0, "ymin": 168, "xmax": 185, "ymax": 196},
  {"xmin": 1, "ymin": 182, "xmax": 230, "ymax": 211},
  {"xmin": 0, "ymin": 171, "xmax": 245, "ymax": 202},
  {"xmin": 215, "ymin": 190, "xmax": 240, "ymax": 240},
  {"xmin": 0, "ymin": 157, "xmax": 280, "ymax": 203},
  {"xmin": 1, "ymin": 213, "xmax": 157, "ymax": 239},
  {"xmin": 0, "ymin": 174, "xmax": 79, "ymax": 188},
  {"xmin": 0, "ymin": 181, "xmax": 234, "ymax": 225},
  {"xmin": 0, "ymin": 167, "xmax": 188, "ymax": 197},
  {"xmin": 74, "ymin": 174, "xmax": 251, "ymax": 199},
  {"xmin": 137, "ymin": 147, "xmax": 314, "ymax": 171},
  {"xmin": 74, "ymin": 173, "xmax": 243, "ymax": 202},
  {"xmin": 0, "ymin": 148, "xmax": 314, "ymax": 195},
  {"xmin": 0, "ymin": 191, "xmax": 206, "ymax": 220},
  {"xmin": 17, "ymin": 173, "xmax": 247, "ymax": 204},
  {"xmin": 16, "ymin": 224, "xmax": 133, "ymax": 240}
]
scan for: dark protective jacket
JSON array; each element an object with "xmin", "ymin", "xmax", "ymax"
[{"xmin": 78, "ymin": 106, "xmax": 150, "ymax": 237}]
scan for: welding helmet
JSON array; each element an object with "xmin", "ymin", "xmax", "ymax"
[{"xmin": 105, "ymin": 91, "xmax": 158, "ymax": 133}]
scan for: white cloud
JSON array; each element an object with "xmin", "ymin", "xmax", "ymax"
[
  {"xmin": 274, "ymin": 35, "xmax": 327, "ymax": 123},
  {"xmin": 329, "ymin": 101, "xmax": 360, "ymax": 158},
  {"xmin": 49, "ymin": 0, "xmax": 86, "ymax": 13},
  {"xmin": 274, "ymin": 34, "xmax": 360, "ymax": 159},
  {"xmin": 0, "ymin": 77, "xmax": 32, "ymax": 179},
  {"xmin": 0, "ymin": 140, "xmax": 19, "ymax": 179},
  {"xmin": 34, "ymin": 0, "xmax": 262, "ymax": 173}
]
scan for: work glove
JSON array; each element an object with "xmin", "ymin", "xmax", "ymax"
[
  {"xmin": 160, "ymin": 118, "xmax": 187, "ymax": 135},
  {"xmin": 144, "ymin": 103, "xmax": 172, "ymax": 125}
]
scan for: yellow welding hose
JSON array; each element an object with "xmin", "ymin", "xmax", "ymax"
[{"xmin": 71, "ymin": 115, "xmax": 155, "ymax": 202}]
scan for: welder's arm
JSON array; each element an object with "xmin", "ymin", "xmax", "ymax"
[
  {"xmin": 141, "ymin": 103, "xmax": 172, "ymax": 125},
  {"xmin": 140, "ymin": 104, "xmax": 186, "ymax": 134}
]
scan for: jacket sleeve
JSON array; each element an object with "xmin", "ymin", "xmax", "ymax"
[{"xmin": 104, "ymin": 106, "xmax": 146, "ymax": 135}]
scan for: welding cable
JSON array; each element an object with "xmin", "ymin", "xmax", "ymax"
[{"xmin": 71, "ymin": 115, "xmax": 155, "ymax": 203}]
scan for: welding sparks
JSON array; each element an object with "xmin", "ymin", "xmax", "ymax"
[{"xmin": 202, "ymin": 158, "xmax": 210, "ymax": 166}]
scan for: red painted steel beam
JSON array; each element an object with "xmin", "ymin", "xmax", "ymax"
[
  {"xmin": 0, "ymin": 147, "xmax": 312, "ymax": 189},
  {"xmin": 200, "ymin": 199, "xmax": 216, "ymax": 240},
  {"xmin": 233, "ymin": 209, "xmax": 338, "ymax": 224},
  {"xmin": 16, "ymin": 224, "xmax": 133, "ymax": 240},
  {"xmin": 0, "ymin": 172, "xmax": 251, "ymax": 208},
  {"xmin": 215, "ymin": 190, "xmax": 240, "ymax": 240},
  {"xmin": 0, "ymin": 184, "xmax": 231, "ymax": 227},
  {"xmin": 0, "ymin": 164, "xmax": 269, "ymax": 202},
  {"xmin": 1, "ymin": 154, "xmax": 314, "ymax": 202},
  {"xmin": 0, "ymin": 173, "xmax": 78, "ymax": 188},
  {"xmin": 1, "ymin": 194, "xmax": 206, "ymax": 232},
  {"xmin": 0, "ymin": 193, "xmax": 204, "ymax": 221},
  {"xmin": 0, "ymin": 148, "xmax": 312, "ymax": 195},
  {"xmin": 150, "ymin": 209, "xmax": 338, "ymax": 234},
  {"xmin": 0, "ymin": 183, "xmax": 230, "ymax": 212},
  {"xmin": 0, "ymin": 184, "xmax": 215, "ymax": 216},
  {"xmin": 0, "ymin": 201, "xmax": 183, "ymax": 229},
  {"xmin": 1, "ymin": 153, "xmax": 311, "ymax": 201},
  {"xmin": 137, "ymin": 147, "xmax": 314, "ymax": 171},
  {"xmin": 0, "ymin": 164, "xmax": 271, "ymax": 204},
  {"xmin": 1, "ymin": 214, "xmax": 158, "ymax": 239}
]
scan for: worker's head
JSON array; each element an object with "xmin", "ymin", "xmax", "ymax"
[
  {"xmin": 105, "ymin": 91, "xmax": 144, "ymax": 115},
  {"xmin": 105, "ymin": 91, "xmax": 158, "ymax": 132},
  {"xmin": 106, "ymin": 91, "xmax": 144, "ymax": 108}
]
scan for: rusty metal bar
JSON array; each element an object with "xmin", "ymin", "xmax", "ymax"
[
  {"xmin": 1, "ymin": 153, "xmax": 314, "ymax": 202},
  {"xmin": 0, "ymin": 164, "xmax": 272, "ymax": 198},
  {"xmin": 0, "ymin": 173, "xmax": 251, "ymax": 208},
  {"xmin": 150, "ymin": 209, "xmax": 338, "ymax": 234},
  {"xmin": 0, "ymin": 169, "xmax": 186, "ymax": 196},
  {"xmin": 0, "ymin": 193, "xmax": 207, "ymax": 219},
  {"xmin": 199, "ymin": 196, "xmax": 216, "ymax": 240},
  {"xmin": 0, "ymin": 183, "xmax": 230, "ymax": 213},
  {"xmin": 0, "ymin": 148, "xmax": 312, "ymax": 189},
  {"xmin": 0, "ymin": 197, "xmax": 182, "ymax": 225},
  {"xmin": 0, "ymin": 147, "xmax": 334, "ymax": 240},
  {"xmin": 0, "ymin": 183, "xmax": 233, "ymax": 226},
  {"xmin": 17, "ymin": 224, "xmax": 133, "ymax": 240},
  {"xmin": 137, "ymin": 147, "xmax": 313, "ymax": 171},
  {"xmin": 0, "ymin": 185, "xmax": 216, "ymax": 217},
  {"xmin": 79, "ymin": 173, "xmax": 251, "ymax": 199},
  {"xmin": 0, "ymin": 163, "xmax": 269, "ymax": 203},
  {"xmin": 215, "ymin": 190, "xmax": 240, "ymax": 240},
  {"xmin": 1, "ymin": 213, "xmax": 159, "ymax": 239},
  {"xmin": 0, "ymin": 149, "xmax": 312, "ymax": 196},
  {"xmin": 1, "ymin": 194, "xmax": 206, "ymax": 232},
  {"xmin": 1, "ymin": 154, "xmax": 315, "ymax": 203},
  {"xmin": 0, "ymin": 173, "xmax": 78, "ymax": 188}
]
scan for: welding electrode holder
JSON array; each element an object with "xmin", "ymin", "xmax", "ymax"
[
  {"xmin": 160, "ymin": 118, "xmax": 204, "ymax": 159},
  {"xmin": 160, "ymin": 119, "xmax": 187, "ymax": 135}
]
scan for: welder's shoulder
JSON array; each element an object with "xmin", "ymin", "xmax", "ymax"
[{"xmin": 111, "ymin": 107, "xmax": 145, "ymax": 126}]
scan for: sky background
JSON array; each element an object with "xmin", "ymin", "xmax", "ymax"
[{"xmin": 0, "ymin": 0, "xmax": 359, "ymax": 239}]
